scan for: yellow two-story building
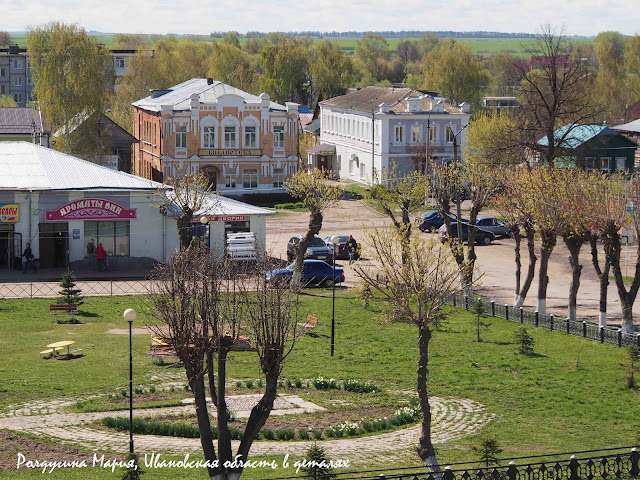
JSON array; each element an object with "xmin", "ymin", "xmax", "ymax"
[{"xmin": 132, "ymin": 78, "xmax": 299, "ymax": 194}]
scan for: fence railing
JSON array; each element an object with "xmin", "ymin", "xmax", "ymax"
[
  {"xmin": 446, "ymin": 292, "xmax": 640, "ymax": 348},
  {"xmin": 0, "ymin": 280, "xmax": 152, "ymax": 299}
]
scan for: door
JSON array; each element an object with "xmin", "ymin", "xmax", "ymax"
[{"xmin": 39, "ymin": 223, "xmax": 69, "ymax": 268}]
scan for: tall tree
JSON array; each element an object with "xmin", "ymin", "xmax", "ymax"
[
  {"xmin": 208, "ymin": 41, "xmax": 258, "ymax": 93},
  {"xmin": 354, "ymin": 226, "xmax": 460, "ymax": 472},
  {"xmin": 27, "ymin": 22, "xmax": 111, "ymax": 158},
  {"xmin": 354, "ymin": 34, "xmax": 390, "ymax": 81},
  {"xmin": 624, "ymin": 35, "xmax": 640, "ymax": 103},
  {"xmin": 310, "ymin": 41, "xmax": 354, "ymax": 102},
  {"xmin": 259, "ymin": 37, "xmax": 311, "ymax": 104},
  {"xmin": 422, "ymin": 38, "xmax": 489, "ymax": 110},
  {"xmin": 593, "ymin": 31, "xmax": 629, "ymax": 124}
]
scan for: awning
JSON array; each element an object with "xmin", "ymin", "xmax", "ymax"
[{"xmin": 307, "ymin": 143, "xmax": 336, "ymax": 154}]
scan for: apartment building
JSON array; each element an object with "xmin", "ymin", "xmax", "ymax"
[{"xmin": 131, "ymin": 78, "xmax": 300, "ymax": 194}]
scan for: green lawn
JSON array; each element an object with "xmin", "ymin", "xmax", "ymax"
[{"xmin": 0, "ymin": 291, "xmax": 638, "ymax": 478}]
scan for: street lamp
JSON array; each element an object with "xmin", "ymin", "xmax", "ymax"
[
  {"xmin": 331, "ymin": 241, "xmax": 337, "ymax": 357},
  {"xmin": 123, "ymin": 308, "xmax": 137, "ymax": 453}
]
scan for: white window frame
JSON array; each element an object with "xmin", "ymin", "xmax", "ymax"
[
  {"xmin": 175, "ymin": 125, "xmax": 187, "ymax": 149},
  {"xmin": 244, "ymin": 125, "xmax": 257, "ymax": 148},
  {"xmin": 13, "ymin": 93, "xmax": 21, "ymax": 104},
  {"xmin": 411, "ymin": 125, "xmax": 421, "ymax": 144},
  {"xmin": 225, "ymin": 172, "xmax": 237, "ymax": 188},
  {"xmin": 273, "ymin": 126, "xmax": 285, "ymax": 148},
  {"xmin": 203, "ymin": 126, "xmax": 216, "ymax": 148},
  {"xmin": 445, "ymin": 126, "xmax": 455, "ymax": 143},
  {"xmin": 242, "ymin": 168, "xmax": 258, "ymax": 189},
  {"xmin": 585, "ymin": 156, "xmax": 596, "ymax": 170},
  {"xmin": 114, "ymin": 57, "xmax": 126, "ymax": 69},
  {"xmin": 394, "ymin": 125, "xmax": 404, "ymax": 144},
  {"xmin": 12, "ymin": 59, "xmax": 22, "ymax": 69},
  {"xmin": 273, "ymin": 168, "xmax": 285, "ymax": 187},
  {"xmin": 13, "ymin": 76, "xmax": 22, "ymax": 87},
  {"xmin": 223, "ymin": 125, "xmax": 237, "ymax": 149},
  {"xmin": 601, "ymin": 157, "xmax": 611, "ymax": 171}
]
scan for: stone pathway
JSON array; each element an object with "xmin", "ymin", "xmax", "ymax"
[{"xmin": 0, "ymin": 393, "xmax": 494, "ymax": 463}]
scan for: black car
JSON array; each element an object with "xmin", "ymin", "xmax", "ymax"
[
  {"xmin": 266, "ymin": 260, "xmax": 345, "ymax": 287},
  {"xmin": 418, "ymin": 211, "xmax": 463, "ymax": 233},
  {"xmin": 287, "ymin": 235, "xmax": 334, "ymax": 263},
  {"xmin": 437, "ymin": 222, "xmax": 495, "ymax": 245}
]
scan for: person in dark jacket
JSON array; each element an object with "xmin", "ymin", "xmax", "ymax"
[
  {"xmin": 22, "ymin": 243, "xmax": 34, "ymax": 273},
  {"xmin": 347, "ymin": 235, "xmax": 358, "ymax": 264}
]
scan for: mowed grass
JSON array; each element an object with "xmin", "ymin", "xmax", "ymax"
[{"xmin": 0, "ymin": 291, "xmax": 638, "ymax": 478}]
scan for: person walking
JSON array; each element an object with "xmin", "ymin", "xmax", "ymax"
[
  {"xmin": 347, "ymin": 235, "xmax": 358, "ymax": 265},
  {"xmin": 21, "ymin": 243, "xmax": 34, "ymax": 274},
  {"xmin": 95, "ymin": 243, "xmax": 106, "ymax": 272}
]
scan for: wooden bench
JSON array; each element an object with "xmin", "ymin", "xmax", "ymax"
[
  {"xmin": 298, "ymin": 315, "xmax": 318, "ymax": 329},
  {"xmin": 40, "ymin": 347, "xmax": 65, "ymax": 359},
  {"xmin": 50, "ymin": 304, "xmax": 78, "ymax": 322}
]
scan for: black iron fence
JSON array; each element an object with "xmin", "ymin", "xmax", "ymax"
[
  {"xmin": 447, "ymin": 292, "xmax": 640, "ymax": 349},
  {"xmin": 0, "ymin": 280, "xmax": 152, "ymax": 299}
]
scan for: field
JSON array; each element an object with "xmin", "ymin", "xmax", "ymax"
[{"xmin": 0, "ymin": 290, "xmax": 638, "ymax": 478}]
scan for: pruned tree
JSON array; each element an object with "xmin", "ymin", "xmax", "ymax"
[
  {"xmin": 148, "ymin": 242, "xmax": 298, "ymax": 480},
  {"xmin": 355, "ymin": 226, "xmax": 460, "ymax": 471},
  {"xmin": 159, "ymin": 171, "xmax": 214, "ymax": 250},
  {"xmin": 284, "ymin": 168, "xmax": 342, "ymax": 290}
]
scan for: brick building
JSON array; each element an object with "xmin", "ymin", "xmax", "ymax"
[{"xmin": 131, "ymin": 78, "xmax": 300, "ymax": 194}]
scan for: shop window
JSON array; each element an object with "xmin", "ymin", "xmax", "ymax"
[
  {"xmin": 273, "ymin": 126, "xmax": 285, "ymax": 148},
  {"xmin": 202, "ymin": 167, "xmax": 218, "ymax": 189},
  {"xmin": 175, "ymin": 125, "xmax": 187, "ymax": 148},
  {"xmin": 243, "ymin": 168, "xmax": 258, "ymax": 189},
  {"xmin": 273, "ymin": 168, "xmax": 285, "ymax": 187},
  {"xmin": 244, "ymin": 125, "xmax": 257, "ymax": 148},
  {"xmin": 203, "ymin": 126, "xmax": 216, "ymax": 148},
  {"xmin": 84, "ymin": 221, "xmax": 130, "ymax": 257}
]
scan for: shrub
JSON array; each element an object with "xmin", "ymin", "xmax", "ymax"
[
  {"xmin": 183, "ymin": 384, "xmax": 190, "ymax": 391},
  {"xmin": 298, "ymin": 430, "xmax": 310, "ymax": 440},
  {"xmin": 229, "ymin": 427, "xmax": 243, "ymax": 440},
  {"xmin": 312, "ymin": 430, "xmax": 323, "ymax": 440},
  {"xmin": 236, "ymin": 381, "xmax": 243, "ymax": 388},
  {"xmin": 361, "ymin": 421, "xmax": 373, "ymax": 433},
  {"xmin": 275, "ymin": 429, "xmax": 295, "ymax": 441},
  {"xmin": 301, "ymin": 444, "xmax": 337, "ymax": 480},
  {"xmin": 149, "ymin": 386, "xmax": 156, "ymax": 394},
  {"xmin": 262, "ymin": 428, "xmax": 275, "ymax": 440},
  {"xmin": 286, "ymin": 378, "xmax": 293, "ymax": 388},
  {"xmin": 257, "ymin": 378, "xmax": 263, "ymax": 388},
  {"xmin": 313, "ymin": 377, "xmax": 339, "ymax": 390},
  {"xmin": 472, "ymin": 437, "xmax": 503, "ymax": 467},
  {"xmin": 627, "ymin": 346, "xmax": 640, "ymax": 389},
  {"xmin": 134, "ymin": 387, "xmax": 144, "ymax": 395},
  {"xmin": 295, "ymin": 379, "xmax": 303, "ymax": 388},
  {"xmin": 515, "ymin": 327, "xmax": 535, "ymax": 355},
  {"xmin": 245, "ymin": 380, "xmax": 254, "ymax": 389},
  {"xmin": 120, "ymin": 390, "xmax": 128, "ymax": 397},
  {"xmin": 342, "ymin": 379, "xmax": 380, "ymax": 393}
]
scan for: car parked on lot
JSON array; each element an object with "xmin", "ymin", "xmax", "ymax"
[
  {"xmin": 287, "ymin": 235, "xmax": 333, "ymax": 263},
  {"xmin": 418, "ymin": 211, "xmax": 464, "ymax": 233},
  {"xmin": 438, "ymin": 222, "xmax": 495, "ymax": 245},
  {"xmin": 266, "ymin": 260, "xmax": 345, "ymax": 287},
  {"xmin": 476, "ymin": 217, "xmax": 511, "ymax": 238},
  {"xmin": 323, "ymin": 234, "xmax": 358, "ymax": 260}
]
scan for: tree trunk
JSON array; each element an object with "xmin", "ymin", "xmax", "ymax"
[
  {"xmin": 216, "ymin": 344, "xmax": 233, "ymax": 466},
  {"xmin": 536, "ymin": 228, "xmax": 556, "ymax": 316},
  {"xmin": 515, "ymin": 222, "xmax": 536, "ymax": 308},
  {"xmin": 513, "ymin": 224, "xmax": 522, "ymax": 305},
  {"xmin": 292, "ymin": 211, "xmax": 323, "ymax": 290},
  {"xmin": 416, "ymin": 323, "xmax": 439, "ymax": 473},
  {"xmin": 564, "ymin": 235, "xmax": 584, "ymax": 322},
  {"xmin": 590, "ymin": 235, "xmax": 609, "ymax": 327},
  {"xmin": 189, "ymin": 375, "xmax": 217, "ymax": 479},
  {"xmin": 177, "ymin": 208, "xmax": 194, "ymax": 251},
  {"xmin": 603, "ymin": 227, "xmax": 636, "ymax": 334}
]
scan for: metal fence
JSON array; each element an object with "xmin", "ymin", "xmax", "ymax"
[
  {"xmin": 447, "ymin": 292, "xmax": 640, "ymax": 348},
  {"xmin": 0, "ymin": 280, "xmax": 152, "ymax": 299}
]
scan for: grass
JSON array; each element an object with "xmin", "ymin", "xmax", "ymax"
[{"xmin": 0, "ymin": 292, "xmax": 639, "ymax": 477}]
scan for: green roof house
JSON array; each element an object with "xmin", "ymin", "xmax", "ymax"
[{"xmin": 537, "ymin": 123, "xmax": 638, "ymax": 171}]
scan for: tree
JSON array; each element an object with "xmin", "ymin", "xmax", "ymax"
[
  {"xmin": 486, "ymin": 50, "xmax": 524, "ymax": 97},
  {"xmin": 259, "ymin": 37, "xmax": 311, "ymax": 104},
  {"xmin": 0, "ymin": 96, "xmax": 18, "ymax": 107},
  {"xmin": 284, "ymin": 169, "xmax": 342, "ymax": 289},
  {"xmin": 625, "ymin": 36, "xmax": 640, "ymax": 102},
  {"xmin": 472, "ymin": 298, "xmax": 490, "ymax": 342},
  {"xmin": 301, "ymin": 444, "xmax": 336, "ymax": 480},
  {"xmin": 354, "ymin": 226, "xmax": 460, "ymax": 471},
  {"xmin": 149, "ymin": 242, "xmax": 298, "ymax": 480},
  {"xmin": 0, "ymin": 31, "xmax": 10, "ymax": 46},
  {"xmin": 58, "ymin": 271, "xmax": 84, "ymax": 307},
  {"xmin": 310, "ymin": 41, "xmax": 354, "ymax": 102},
  {"xmin": 422, "ymin": 39, "xmax": 489, "ymax": 110},
  {"xmin": 160, "ymin": 172, "xmax": 214, "ymax": 250},
  {"xmin": 27, "ymin": 22, "xmax": 111, "ymax": 158},
  {"xmin": 208, "ymin": 41, "xmax": 257, "ymax": 94},
  {"xmin": 593, "ymin": 31, "xmax": 629, "ymax": 124},
  {"xmin": 472, "ymin": 437, "xmax": 503, "ymax": 467},
  {"xmin": 515, "ymin": 26, "xmax": 599, "ymax": 165},
  {"xmin": 354, "ymin": 34, "xmax": 390, "ymax": 81},
  {"xmin": 515, "ymin": 327, "xmax": 535, "ymax": 355}
]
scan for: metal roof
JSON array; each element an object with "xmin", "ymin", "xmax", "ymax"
[
  {"xmin": 0, "ymin": 107, "xmax": 50, "ymax": 135},
  {"xmin": 304, "ymin": 118, "xmax": 321, "ymax": 133},
  {"xmin": 0, "ymin": 142, "xmax": 163, "ymax": 191},
  {"xmin": 612, "ymin": 119, "xmax": 640, "ymax": 134},
  {"xmin": 166, "ymin": 191, "xmax": 274, "ymax": 217},
  {"xmin": 537, "ymin": 124, "xmax": 635, "ymax": 149},
  {"xmin": 132, "ymin": 78, "xmax": 286, "ymax": 112},
  {"xmin": 307, "ymin": 143, "xmax": 335, "ymax": 154}
]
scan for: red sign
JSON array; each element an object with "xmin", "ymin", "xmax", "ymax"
[{"xmin": 46, "ymin": 198, "xmax": 136, "ymax": 221}]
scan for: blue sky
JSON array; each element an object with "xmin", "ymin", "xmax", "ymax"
[{"xmin": 0, "ymin": 0, "xmax": 638, "ymax": 36}]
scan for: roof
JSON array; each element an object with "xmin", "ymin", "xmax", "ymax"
[
  {"xmin": 53, "ymin": 111, "xmax": 137, "ymax": 145},
  {"xmin": 320, "ymin": 86, "xmax": 466, "ymax": 115},
  {"xmin": 299, "ymin": 112, "xmax": 314, "ymax": 128},
  {"xmin": 0, "ymin": 108, "xmax": 50, "ymax": 135},
  {"xmin": 307, "ymin": 143, "xmax": 335, "ymax": 154},
  {"xmin": 304, "ymin": 118, "xmax": 321, "ymax": 133},
  {"xmin": 167, "ymin": 191, "xmax": 274, "ymax": 218},
  {"xmin": 0, "ymin": 142, "xmax": 163, "ymax": 191},
  {"xmin": 132, "ymin": 78, "xmax": 287, "ymax": 113},
  {"xmin": 537, "ymin": 124, "xmax": 637, "ymax": 149},
  {"xmin": 612, "ymin": 119, "xmax": 640, "ymax": 134}
]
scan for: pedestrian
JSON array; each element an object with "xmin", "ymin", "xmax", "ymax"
[
  {"xmin": 21, "ymin": 242, "xmax": 34, "ymax": 274},
  {"xmin": 347, "ymin": 235, "xmax": 358, "ymax": 265},
  {"xmin": 95, "ymin": 243, "xmax": 106, "ymax": 272},
  {"xmin": 86, "ymin": 238, "xmax": 95, "ymax": 256}
]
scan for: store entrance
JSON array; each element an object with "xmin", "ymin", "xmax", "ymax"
[
  {"xmin": 0, "ymin": 225, "xmax": 17, "ymax": 269},
  {"xmin": 39, "ymin": 223, "xmax": 69, "ymax": 268}
]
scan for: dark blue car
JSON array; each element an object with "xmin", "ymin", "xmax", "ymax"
[{"xmin": 266, "ymin": 260, "xmax": 345, "ymax": 287}]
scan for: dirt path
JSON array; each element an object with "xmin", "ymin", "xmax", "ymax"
[{"xmin": 267, "ymin": 199, "xmax": 640, "ymax": 326}]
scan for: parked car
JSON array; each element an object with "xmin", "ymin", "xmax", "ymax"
[
  {"xmin": 287, "ymin": 235, "xmax": 334, "ymax": 263},
  {"xmin": 418, "ymin": 211, "xmax": 465, "ymax": 233},
  {"xmin": 323, "ymin": 234, "xmax": 358, "ymax": 260},
  {"xmin": 438, "ymin": 222, "xmax": 495, "ymax": 245},
  {"xmin": 415, "ymin": 210, "xmax": 439, "ymax": 224},
  {"xmin": 476, "ymin": 217, "xmax": 511, "ymax": 238},
  {"xmin": 266, "ymin": 260, "xmax": 345, "ymax": 287}
]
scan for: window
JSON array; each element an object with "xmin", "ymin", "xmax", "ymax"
[
  {"xmin": 202, "ymin": 167, "xmax": 218, "ymax": 189},
  {"xmin": 84, "ymin": 221, "xmax": 130, "ymax": 257},
  {"xmin": 203, "ymin": 126, "xmax": 216, "ymax": 148},
  {"xmin": 273, "ymin": 168, "xmax": 285, "ymax": 187},
  {"xmin": 585, "ymin": 157, "xmax": 596, "ymax": 170},
  {"xmin": 175, "ymin": 125, "xmax": 187, "ymax": 148},
  {"xmin": 12, "ymin": 59, "xmax": 21, "ymax": 69},
  {"xmin": 0, "ymin": 67, "xmax": 5, "ymax": 77},
  {"xmin": 429, "ymin": 125, "xmax": 438, "ymax": 143},
  {"xmin": 394, "ymin": 125, "xmax": 404, "ymax": 143},
  {"xmin": 114, "ymin": 57, "xmax": 126, "ymax": 69},
  {"xmin": 243, "ymin": 168, "xmax": 258, "ymax": 189},
  {"xmin": 601, "ymin": 157, "xmax": 611, "ymax": 171},
  {"xmin": 225, "ymin": 171, "xmax": 237, "ymax": 188},
  {"xmin": 445, "ymin": 126, "xmax": 455, "ymax": 143},
  {"xmin": 0, "ymin": 85, "xmax": 4, "ymax": 95},
  {"xmin": 13, "ymin": 93, "xmax": 21, "ymax": 104},
  {"xmin": 244, "ymin": 125, "xmax": 257, "ymax": 148},
  {"xmin": 360, "ymin": 162, "xmax": 366, "ymax": 179},
  {"xmin": 224, "ymin": 126, "xmax": 236, "ymax": 148},
  {"xmin": 411, "ymin": 125, "xmax": 421, "ymax": 143},
  {"xmin": 13, "ymin": 76, "xmax": 22, "ymax": 87},
  {"xmin": 273, "ymin": 126, "xmax": 285, "ymax": 148}
]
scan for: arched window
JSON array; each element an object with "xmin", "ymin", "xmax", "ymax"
[
  {"xmin": 201, "ymin": 116, "xmax": 219, "ymax": 149},
  {"xmin": 242, "ymin": 116, "xmax": 259, "ymax": 149},
  {"xmin": 221, "ymin": 116, "xmax": 240, "ymax": 149}
]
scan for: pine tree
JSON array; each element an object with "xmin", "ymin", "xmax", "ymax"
[
  {"xmin": 58, "ymin": 271, "xmax": 84, "ymax": 307},
  {"xmin": 472, "ymin": 437, "xmax": 503, "ymax": 467},
  {"xmin": 302, "ymin": 443, "xmax": 336, "ymax": 480},
  {"xmin": 515, "ymin": 327, "xmax": 534, "ymax": 355}
]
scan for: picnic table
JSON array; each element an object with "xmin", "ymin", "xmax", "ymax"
[{"xmin": 42, "ymin": 341, "xmax": 83, "ymax": 359}]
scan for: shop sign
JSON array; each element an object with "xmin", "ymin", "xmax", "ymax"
[
  {"xmin": 194, "ymin": 215, "xmax": 248, "ymax": 222},
  {"xmin": 0, "ymin": 204, "xmax": 19, "ymax": 223},
  {"xmin": 198, "ymin": 149, "xmax": 261, "ymax": 157},
  {"xmin": 46, "ymin": 198, "xmax": 136, "ymax": 221}
]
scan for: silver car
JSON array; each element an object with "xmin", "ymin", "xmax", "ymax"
[{"xmin": 476, "ymin": 217, "xmax": 511, "ymax": 238}]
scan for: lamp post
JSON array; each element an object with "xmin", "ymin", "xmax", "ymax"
[
  {"xmin": 331, "ymin": 241, "xmax": 336, "ymax": 357},
  {"xmin": 123, "ymin": 308, "xmax": 137, "ymax": 454},
  {"xmin": 200, "ymin": 216, "xmax": 209, "ymax": 247}
]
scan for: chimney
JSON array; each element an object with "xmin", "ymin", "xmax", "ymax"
[{"xmin": 8, "ymin": 44, "xmax": 19, "ymax": 55}]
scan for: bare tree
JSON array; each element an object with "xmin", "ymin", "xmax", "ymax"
[
  {"xmin": 285, "ymin": 168, "xmax": 342, "ymax": 289},
  {"xmin": 0, "ymin": 32, "xmax": 10, "ymax": 46},
  {"xmin": 148, "ymin": 242, "xmax": 298, "ymax": 479},
  {"xmin": 355, "ymin": 227, "xmax": 460, "ymax": 472}
]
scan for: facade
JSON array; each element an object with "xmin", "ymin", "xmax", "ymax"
[
  {"xmin": 315, "ymin": 86, "xmax": 472, "ymax": 185},
  {"xmin": 612, "ymin": 119, "xmax": 640, "ymax": 169},
  {"xmin": 0, "ymin": 46, "xmax": 31, "ymax": 106},
  {"xmin": 0, "ymin": 107, "xmax": 50, "ymax": 147},
  {"xmin": 132, "ymin": 78, "xmax": 300, "ymax": 194},
  {"xmin": 537, "ymin": 124, "xmax": 638, "ymax": 171}
]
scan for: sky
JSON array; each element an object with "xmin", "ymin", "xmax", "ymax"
[{"xmin": 0, "ymin": 0, "xmax": 638, "ymax": 37}]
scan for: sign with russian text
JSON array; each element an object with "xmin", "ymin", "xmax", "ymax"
[
  {"xmin": 46, "ymin": 199, "xmax": 136, "ymax": 221},
  {"xmin": 0, "ymin": 204, "xmax": 19, "ymax": 223},
  {"xmin": 198, "ymin": 149, "xmax": 261, "ymax": 157},
  {"xmin": 195, "ymin": 215, "xmax": 248, "ymax": 223}
]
